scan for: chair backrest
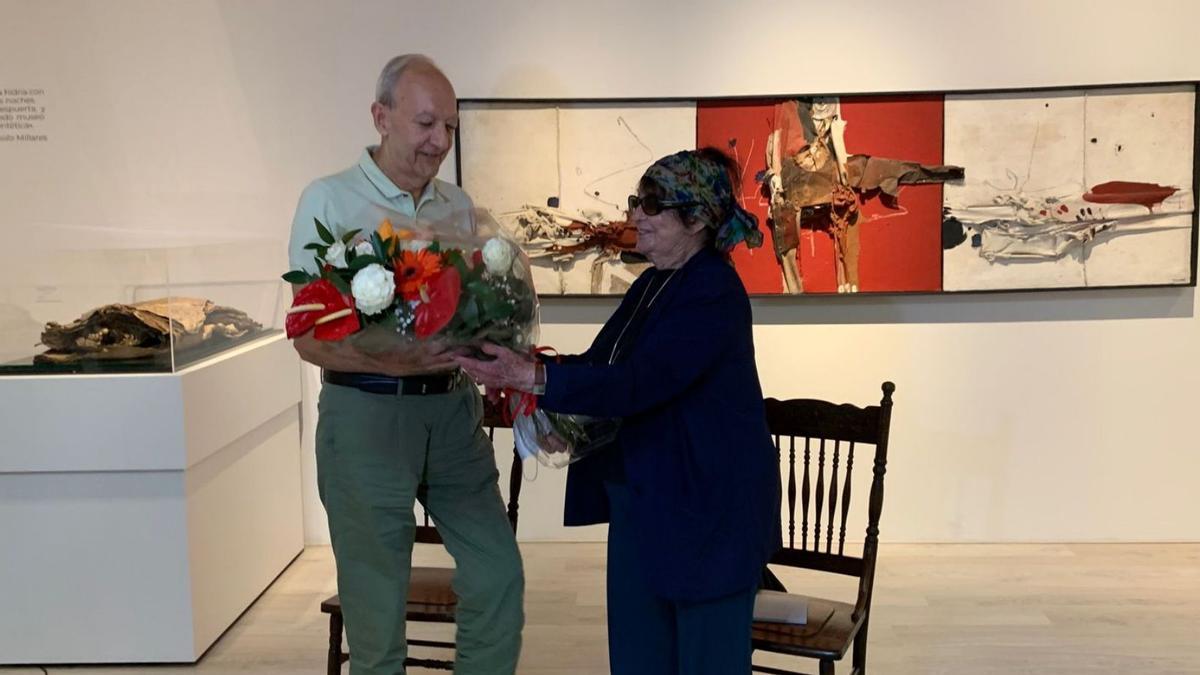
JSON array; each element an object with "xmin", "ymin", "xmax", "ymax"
[
  {"xmin": 414, "ymin": 398, "xmax": 523, "ymax": 545},
  {"xmin": 764, "ymin": 381, "xmax": 895, "ymax": 619}
]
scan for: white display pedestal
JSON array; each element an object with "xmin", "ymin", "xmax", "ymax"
[{"xmin": 0, "ymin": 333, "xmax": 305, "ymax": 664}]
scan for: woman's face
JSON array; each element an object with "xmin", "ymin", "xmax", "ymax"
[{"xmin": 632, "ymin": 191, "xmax": 706, "ymax": 267}]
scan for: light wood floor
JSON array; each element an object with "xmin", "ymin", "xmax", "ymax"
[{"xmin": 4, "ymin": 543, "xmax": 1198, "ymax": 674}]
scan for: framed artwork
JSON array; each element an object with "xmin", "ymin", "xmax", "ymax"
[{"xmin": 456, "ymin": 83, "xmax": 1197, "ymax": 296}]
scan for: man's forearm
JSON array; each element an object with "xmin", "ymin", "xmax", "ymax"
[
  {"xmin": 292, "ymin": 335, "xmax": 390, "ymax": 374},
  {"xmin": 292, "ymin": 334, "xmax": 460, "ymax": 376}
]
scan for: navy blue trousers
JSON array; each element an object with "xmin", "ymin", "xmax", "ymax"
[{"xmin": 605, "ymin": 482, "xmax": 757, "ymax": 675}]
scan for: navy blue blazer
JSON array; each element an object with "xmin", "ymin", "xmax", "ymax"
[{"xmin": 540, "ymin": 247, "xmax": 781, "ymax": 602}]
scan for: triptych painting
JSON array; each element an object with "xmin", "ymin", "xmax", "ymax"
[{"xmin": 457, "ymin": 84, "xmax": 1196, "ymax": 296}]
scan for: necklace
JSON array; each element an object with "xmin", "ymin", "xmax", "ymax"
[{"xmin": 608, "ymin": 268, "xmax": 679, "ymax": 365}]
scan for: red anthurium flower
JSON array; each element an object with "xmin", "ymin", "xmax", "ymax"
[
  {"xmin": 414, "ymin": 266, "xmax": 461, "ymax": 338},
  {"xmin": 313, "ymin": 305, "xmax": 361, "ymax": 340},
  {"xmin": 286, "ymin": 279, "xmax": 360, "ymax": 340}
]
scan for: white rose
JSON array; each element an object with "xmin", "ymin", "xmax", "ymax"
[
  {"xmin": 353, "ymin": 240, "xmax": 374, "ymax": 257},
  {"xmin": 482, "ymin": 238, "xmax": 515, "ymax": 275},
  {"xmin": 350, "ymin": 264, "xmax": 395, "ymax": 315},
  {"xmin": 324, "ymin": 241, "xmax": 347, "ymax": 268}
]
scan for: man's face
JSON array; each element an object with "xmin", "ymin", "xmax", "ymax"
[{"xmin": 374, "ymin": 66, "xmax": 459, "ymax": 188}]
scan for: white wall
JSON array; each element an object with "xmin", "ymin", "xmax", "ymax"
[{"xmin": 2, "ymin": 0, "xmax": 1197, "ymax": 543}]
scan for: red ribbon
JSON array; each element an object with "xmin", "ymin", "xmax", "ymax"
[{"xmin": 500, "ymin": 345, "xmax": 558, "ymax": 425}]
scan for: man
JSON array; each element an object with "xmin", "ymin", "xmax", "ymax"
[{"xmin": 287, "ymin": 54, "xmax": 523, "ymax": 675}]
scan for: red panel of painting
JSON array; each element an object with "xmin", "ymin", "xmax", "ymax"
[
  {"xmin": 697, "ymin": 96, "xmax": 946, "ymax": 294},
  {"xmin": 840, "ymin": 95, "xmax": 944, "ymax": 292},
  {"xmin": 696, "ymin": 100, "xmax": 784, "ymax": 294}
]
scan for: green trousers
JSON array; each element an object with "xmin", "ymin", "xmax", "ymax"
[{"xmin": 316, "ymin": 379, "xmax": 524, "ymax": 675}]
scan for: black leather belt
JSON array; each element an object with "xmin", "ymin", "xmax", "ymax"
[{"xmin": 322, "ymin": 369, "xmax": 464, "ymax": 396}]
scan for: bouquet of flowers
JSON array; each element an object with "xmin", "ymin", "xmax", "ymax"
[
  {"xmin": 282, "ymin": 209, "xmax": 538, "ymax": 353},
  {"xmin": 507, "ymin": 392, "xmax": 621, "ymax": 469}
]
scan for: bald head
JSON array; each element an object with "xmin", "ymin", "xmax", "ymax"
[
  {"xmin": 370, "ymin": 54, "xmax": 459, "ymax": 195},
  {"xmin": 376, "ymin": 54, "xmax": 453, "ymax": 106}
]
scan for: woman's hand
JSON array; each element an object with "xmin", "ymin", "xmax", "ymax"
[{"xmin": 453, "ymin": 343, "xmax": 538, "ymax": 392}]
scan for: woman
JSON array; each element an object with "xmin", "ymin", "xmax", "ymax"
[{"xmin": 456, "ymin": 148, "xmax": 781, "ymax": 674}]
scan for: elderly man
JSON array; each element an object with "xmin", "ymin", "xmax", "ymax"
[{"xmin": 287, "ymin": 54, "xmax": 523, "ymax": 675}]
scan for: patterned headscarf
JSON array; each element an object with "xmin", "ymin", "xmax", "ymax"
[{"xmin": 641, "ymin": 150, "xmax": 763, "ymax": 252}]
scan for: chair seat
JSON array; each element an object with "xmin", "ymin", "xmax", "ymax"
[
  {"xmin": 406, "ymin": 566, "xmax": 458, "ymax": 621},
  {"xmin": 320, "ymin": 566, "xmax": 458, "ymax": 623},
  {"xmin": 751, "ymin": 595, "xmax": 865, "ymax": 660}
]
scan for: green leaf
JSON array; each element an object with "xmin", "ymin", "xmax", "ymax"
[
  {"xmin": 303, "ymin": 242, "xmax": 325, "ymax": 251},
  {"xmin": 282, "ymin": 270, "xmax": 314, "ymax": 284},
  {"xmin": 329, "ymin": 274, "xmax": 351, "ymax": 295},
  {"xmin": 371, "ymin": 232, "xmax": 388, "ymax": 259},
  {"xmin": 458, "ymin": 299, "xmax": 480, "ymax": 331},
  {"xmin": 479, "ymin": 293, "xmax": 512, "ymax": 321},
  {"xmin": 374, "ymin": 311, "xmax": 398, "ymax": 330},
  {"xmin": 314, "ymin": 218, "xmax": 335, "ymax": 245},
  {"xmin": 348, "ymin": 254, "xmax": 383, "ymax": 271},
  {"xmin": 341, "ymin": 228, "xmax": 362, "ymax": 245}
]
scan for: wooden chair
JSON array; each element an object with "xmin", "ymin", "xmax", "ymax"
[
  {"xmin": 320, "ymin": 401, "xmax": 522, "ymax": 673},
  {"xmin": 752, "ymin": 382, "xmax": 895, "ymax": 675}
]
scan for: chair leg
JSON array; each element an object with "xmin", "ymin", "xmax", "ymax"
[
  {"xmin": 853, "ymin": 616, "xmax": 869, "ymax": 673},
  {"xmin": 819, "ymin": 659, "xmax": 835, "ymax": 675},
  {"xmin": 327, "ymin": 612, "xmax": 344, "ymax": 675}
]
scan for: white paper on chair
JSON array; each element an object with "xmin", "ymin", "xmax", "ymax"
[{"xmin": 753, "ymin": 590, "xmax": 808, "ymax": 625}]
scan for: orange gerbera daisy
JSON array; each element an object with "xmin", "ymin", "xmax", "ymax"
[{"xmin": 395, "ymin": 249, "xmax": 444, "ymax": 300}]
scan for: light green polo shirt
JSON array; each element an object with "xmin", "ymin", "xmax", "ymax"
[{"xmin": 288, "ymin": 146, "xmax": 476, "ymax": 275}]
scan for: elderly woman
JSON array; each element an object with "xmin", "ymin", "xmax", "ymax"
[{"xmin": 456, "ymin": 148, "xmax": 781, "ymax": 675}]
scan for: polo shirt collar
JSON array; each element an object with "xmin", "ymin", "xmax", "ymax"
[{"xmin": 359, "ymin": 146, "xmax": 442, "ymax": 207}]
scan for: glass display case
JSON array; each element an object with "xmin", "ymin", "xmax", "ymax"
[
  {"xmin": 0, "ymin": 236, "xmax": 303, "ymax": 664},
  {"xmin": 0, "ymin": 239, "xmax": 288, "ymax": 374}
]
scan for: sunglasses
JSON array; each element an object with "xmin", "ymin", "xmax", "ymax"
[{"xmin": 627, "ymin": 194, "xmax": 698, "ymax": 216}]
